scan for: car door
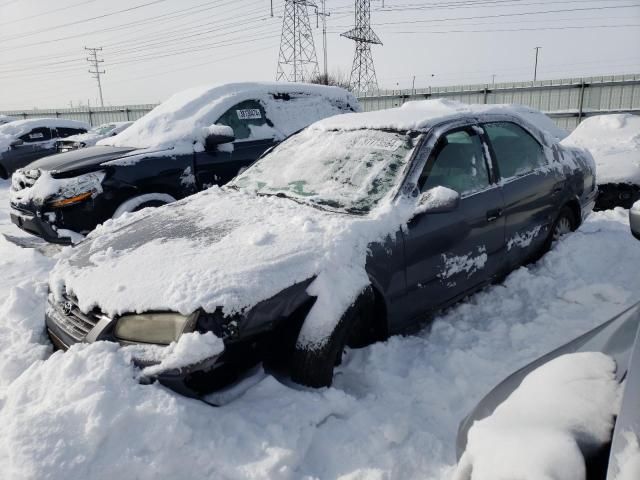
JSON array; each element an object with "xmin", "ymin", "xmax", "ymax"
[
  {"xmin": 399, "ymin": 124, "xmax": 506, "ymax": 328},
  {"xmin": 482, "ymin": 121, "xmax": 564, "ymax": 267},
  {"xmin": 5, "ymin": 127, "xmax": 55, "ymax": 173},
  {"xmin": 194, "ymin": 99, "xmax": 278, "ymax": 189}
]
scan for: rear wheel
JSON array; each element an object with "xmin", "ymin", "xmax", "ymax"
[{"xmin": 290, "ymin": 287, "xmax": 373, "ymax": 388}]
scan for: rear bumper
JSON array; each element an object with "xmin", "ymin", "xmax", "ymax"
[
  {"xmin": 581, "ymin": 188, "xmax": 598, "ymax": 221},
  {"xmin": 10, "ymin": 206, "xmax": 73, "ymax": 244}
]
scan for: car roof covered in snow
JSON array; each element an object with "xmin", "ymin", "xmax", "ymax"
[
  {"xmin": 311, "ymin": 99, "xmax": 568, "ymax": 143},
  {"xmin": 99, "ymin": 82, "xmax": 360, "ymax": 151},
  {"xmin": 0, "ymin": 118, "xmax": 90, "ymax": 137}
]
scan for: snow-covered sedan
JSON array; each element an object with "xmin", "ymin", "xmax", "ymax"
[
  {"xmin": 0, "ymin": 118, "xmax": 89, "ymax": 178},
  {"xmin": 55, "ymin": 121, "xmax": 133, "ymax": 152},
  {"xmin": 9, "ymin": 82, "xmax": 359, "ymax": 244},
  {"xmin": 562, "ymin": 113, "xmax": 640, "ymax": 210},
  {"xmin": 46, "ymin": 100, "xmax": 596, "ymax": 394}
]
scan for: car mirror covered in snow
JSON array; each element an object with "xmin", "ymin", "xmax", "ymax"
[
  {"xmin": 415, "ymin": 186, "xmax": 460, "ymax": 215},
  {"xmin": 630, "ymin": 201, "xmax": 640, "ymax": 241},
  {"xmin": 204, "ymin": 124, "xmax": 235, "ymax": 150},
  {"xmin": 10, "ymin": 138, "xmax": 23, "ymax": 148}
]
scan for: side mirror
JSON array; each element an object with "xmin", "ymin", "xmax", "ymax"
[
  {"xmin": 415, "ymin": 186, "xmax": 460, "ymax": 215},
  {"xmin": 631, "ymin": 201, "xmax": 640, "ymax": 241},
  {"xmin": 10, "ymin": 139, "xmax": 24, "ymax": 148},
  {"xmin": 204, "ymin": 124, "xmax": 235, "ymax": 150}
]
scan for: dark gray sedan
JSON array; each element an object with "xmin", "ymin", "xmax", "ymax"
[{"xmin": 45, "ymin": 102, "xmax": 597, "ymax": 395}]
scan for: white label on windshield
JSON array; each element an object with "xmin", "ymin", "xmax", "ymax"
[
  {"xmin": 352, "ymin": 136, "xmax": 403, "ymax": 151},
  {"xmin": 236, "ymin": 109, "xmax": 262, "ymax": 120},
  {"xmin": 29, "ymin": 132, "xmax": 44, "ymax": 139}
]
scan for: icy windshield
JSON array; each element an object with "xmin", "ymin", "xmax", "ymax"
[{"xmin": 230, "ymin": 129, "xmax": 418, "ymax": 214}]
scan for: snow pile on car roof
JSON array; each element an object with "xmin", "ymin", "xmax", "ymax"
[
  {"xmin": 561, "ymin": 114, "xmax": 640, "ymax": 185},
  {"xmin": 312, "ymin": 98, "xmax": 568, "ymax": 142},
  {"xmin": 99, "ymin": 82, "xmax": 359, "ymax": 151},
  {"xmin": 454, "ymin": 352, "xmax": 620, "ymax": 480},
  {"xmin": 0, "ymin": 118, "xmax": 90, "ymax": 153},
  {"xmin": 0, "ymin": 114, "xmax": 16, "ymax": 125}
]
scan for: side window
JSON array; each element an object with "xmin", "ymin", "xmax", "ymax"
[
  {"xmin": 484, "ymin": 122, "xmax": 546, "ymax": 178},
  {"xmin": 19, "ymin": 127, "xmax": 52, "ymax": 143},
  {"xmin": 55, "ymin": 127, "xmax": 86, "ymax": 138},
  {"xmin": 419, "ymin": 128, "xmax": 491, "ymax": 196},
  {"xmin": 215, "ymin": 100, "xmax": 271, "ymax": 140}
]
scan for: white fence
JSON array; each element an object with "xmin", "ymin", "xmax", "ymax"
[{"xmin": 2, "ymin": 74, "xmax": 639, "ymax": 130}]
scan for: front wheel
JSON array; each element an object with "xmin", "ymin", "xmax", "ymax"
[
  {"xmin": 290, "ymin": 287, "xmax": 373, "ymax": 388},
  {"xmin": 112, "ymin": 193, "xmax": 176, "ymax": 219}
]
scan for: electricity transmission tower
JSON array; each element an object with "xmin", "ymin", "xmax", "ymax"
[
  {"xmin": 276, "ymin": 0, "xmax": 320, "ymax": 82},
  {"xmin": 85, "ymin": 47, "xmax": 105, "ymax": 107},
  {"xmin": 341, "ymin": 0, "xmax": 382, "ymax": 95}
]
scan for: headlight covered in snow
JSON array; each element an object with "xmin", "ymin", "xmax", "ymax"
[
  {"xmin": 114, "ymin": 312, "xmax": 197, "ymax": 345},
  {"xmin": 46, "ymin": 171, "xmax": 106, "ymax": 208}
]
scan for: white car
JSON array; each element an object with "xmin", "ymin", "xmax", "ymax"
[{"xmin": 56, "ymin": 121, "xmax": 134, "ymax": 152}]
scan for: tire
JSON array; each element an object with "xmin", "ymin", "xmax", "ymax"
[
  {"xmin": 550, "ymin": 205, "xmax": 578, "ymax": 242},
  {"xmin": 112, "ymin": 193, "xmax": 176, "ymax": 219},
  {"xmin": 290, "ymin": 287, "xmax": 373, "ymax": 388}
]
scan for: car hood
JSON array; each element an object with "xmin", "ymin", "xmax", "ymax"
[
  {"xmin": 27, "ymin": 145, "xmax": 163, "ymax": 175},
  {"xmin": 49, "ymin": 186, "xmax": 410, "ymax": 322}
]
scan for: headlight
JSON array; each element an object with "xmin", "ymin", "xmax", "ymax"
[
  {"xmin": 46, "ymin": 171, "xmax": 105, "ymax": 208},
  {"xmin": 114, "ymin": 312, "xmax": 197, "ymax": 345}
]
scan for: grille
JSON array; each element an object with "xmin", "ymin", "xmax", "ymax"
[{"xmin": 48, "ymin": 293, "xmax": 105, "ymax": 342}]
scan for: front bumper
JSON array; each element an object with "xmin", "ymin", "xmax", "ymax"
[{"xmin": 10, "ymin": 205, "xmax": 73, "ymax": 244}]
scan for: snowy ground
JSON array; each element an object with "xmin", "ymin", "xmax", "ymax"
[{"xmin": 0, "ymin": 177, "xmax": 639, "ymax": 480}]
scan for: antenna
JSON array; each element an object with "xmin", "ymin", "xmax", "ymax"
[
  {"xmin": 341, "ymin": 0, "xmax": 382, "ymax": 94},
  {"xmin": 85, "ymin": 47, "xmax": 105, "ymax": 107},
  {"xmin": 276, "ymin": 1, "xmax": 320, "ymax": 82}
]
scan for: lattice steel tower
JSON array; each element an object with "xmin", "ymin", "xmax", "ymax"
[
  {"xmin": 341, "ymin": 0, "xmax": 382, "ymax": 94},
  {"xmin": 276, "ymin": 1, "xmax": 320, "ymax": 82}
]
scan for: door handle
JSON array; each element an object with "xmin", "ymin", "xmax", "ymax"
[{"xmin": 486, "ymin": 209, "xmax": 503, "ymax": 222}]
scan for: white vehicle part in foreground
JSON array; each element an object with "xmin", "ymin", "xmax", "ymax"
[
  {"xmin": 454, "ymin": 352, "xmax": 620, "ymax": 480},
  {"xmin": 112, "ymin": 193, "xmax": 176, "ymax": 219}
]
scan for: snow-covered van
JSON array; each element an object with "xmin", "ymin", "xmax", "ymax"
[
  {"xmin": 56, "ymin": 121, "xmax": 133, "ymax": 152},
  {"xmin": 9, "ymin": 82, "xmax": 360, "ymax": 244},
  {"xmin": 0, "ymin": 118, "xmax": 89, "ymax": 178}
]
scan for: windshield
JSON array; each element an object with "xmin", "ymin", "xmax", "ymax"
[
  {"xmin": 230, "ymin": 129, "xmax": 419, "ymax": 214},
  {"xmin": 91, "ymin": 124, "xmax": 116, "ymax": 135}
]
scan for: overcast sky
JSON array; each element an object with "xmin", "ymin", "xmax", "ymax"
[{"xmin": 0, "ymin": 0, "xmax": 639, "ymax": 110}]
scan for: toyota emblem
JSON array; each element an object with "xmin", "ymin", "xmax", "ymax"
[{"xmin": 61, "ymin": 301, "xmax": 74, "ymax": 316}]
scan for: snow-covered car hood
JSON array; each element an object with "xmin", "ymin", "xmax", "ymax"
[
  {"xmin": 49, "ymin": 186, "xmax": 413, "ymax": 341},
  {"xmin": 561, "ymin": 114, "xmax": 640, "ymax": 185}
]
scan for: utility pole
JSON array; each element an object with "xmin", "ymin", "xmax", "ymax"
[
  {"xmin": 491, "ymin": 74, "xmax": 496, "ymax": 85},
  {"xmin": 85, "ymin": 47, "xmax": 105, "ymax": 107},
  {"xmin": 533, "ymin": 46, "xmax": 541, "ymax": 82},
  {"xmin": 276, "ymin": 1, "xmax": 320, "ymax": 82},
  {"xmin": 341, "ymin": 0, "xmax": 382, "ymax": 95},
  {"xmin": 318, "ymin": 0, "xmax": 330, "ymax": 83}
]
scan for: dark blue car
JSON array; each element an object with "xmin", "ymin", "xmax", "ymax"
[{"xmin": 45, "ymin": 101, "xmax": 597, "ymax": 395}]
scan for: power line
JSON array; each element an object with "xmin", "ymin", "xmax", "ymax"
[{"xmin": 0, "ymin": 0, "xmax": 101, "ymax": 27}]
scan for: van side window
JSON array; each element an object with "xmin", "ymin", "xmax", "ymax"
[
  {"xmin": 420, "ymin": 128, "xmax": 490, "ymax": 196},
  {"xmin": 216, "ymin": 100, "xmax": 272, "ymax": 140},
  {"xmin": 56, "ymin": 127, "xmax": 87, "ymax": 138},
  {"xmin": 484, "ymin": 122, "xmax": 546, "ymax": 178},
  {"xmin": 19, "ymin": 127, "xmax": 52, "ymax": 143}
]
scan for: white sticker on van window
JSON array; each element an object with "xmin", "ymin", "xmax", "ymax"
[
  {"xmin": 29, "ymin": 132, "xmax": 44, "ymax": 140},
  {"xmin": 236, "ymin": 109, "xmax": 262, "ymax": 120}
]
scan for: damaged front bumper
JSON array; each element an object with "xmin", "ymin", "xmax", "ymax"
[{"xmin": 10, "ymin": 204, "xmax": 75, "ymax": 244}]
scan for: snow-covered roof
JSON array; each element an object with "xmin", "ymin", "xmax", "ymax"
[
  {"xmin": 99, "ymin": 82, "xmax": 359, "ymax": 151},
  {"xmin": 0, "ymin": 118, "xmax": 90, "ymax": 137},
  {"xmin": 0, "ymin": 118, "xmax": 90, "ymax": 153},
  {"xmin": 561, "ymin": 114, "xmax": 640, "ymax": 185},
  {"xmin": 311, "ymin": 99, "xmax": 568, "ymax": 143},
  {"xmin": 0, "ymin": 114, "xmax": 16, "ymax": 125}
]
